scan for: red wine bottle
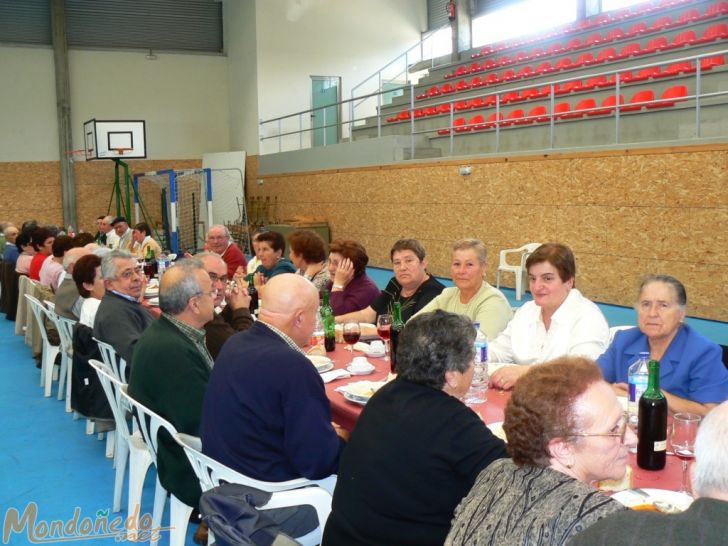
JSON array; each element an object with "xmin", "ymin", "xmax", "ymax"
[
  {"xmin": 637, "ymin": 360, "xmax": 667, "ymax": 470},
  {"xmin": 389, "ymin": 302, "xmax": 404, "ymax": 373}
]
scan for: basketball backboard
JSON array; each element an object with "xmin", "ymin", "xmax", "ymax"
[{"xmin": 84, "ymin": 119, "xmax": 147, "ymax": 160}]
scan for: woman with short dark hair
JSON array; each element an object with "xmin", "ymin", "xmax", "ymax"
[
  {"xmin": 28, "ymin": 227, "xmax": 54, "ymax": 280},
  {"xmin": 131, "ymin": 222, "xmax": 162, "ymax": 259},
  {"xmin": 287, "ymin": 229, "xmax": 330, "ymax": 291},
  {"xmin": 72, "ymin": 254, "xmax": 105, "ymax": 327},
  {"xmin": 323, "ymin": 310, "xmax": 507, "ymax": 546},
  {"xmin": 327, "ymin": 238, "xmax": 380, "ymax": 315},
  {"xmin": 447, "ymin": 357, "xmax": 631, "ymax": 546},
  {"xmin": 489, "ymin": 242, "xmax": 609, "ymax": 390},
  {"xmin": 253, "ymin": 231, "xmax": 296, "ymax": 286}
]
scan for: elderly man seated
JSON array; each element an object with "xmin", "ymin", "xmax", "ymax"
[
  {"xmin": 99, "ymin": 215, "xmax": 118, "ymax": 249},
  {"xmin": 201, "ymin": 273, "xmax": 346, "ymax": 540},
  {"xmin": 128, "ymin": 258, "xmax": 215, "ymax": 544},
  {"xmin": 54, "ymin": 246, "xmax": 91, "ymax": 319},
  {"xmin": 570, "ymin": 400, "xmax": 728, "ymax": 545},
  {"xmin": 195, "ymin": 252, "xmax": 252, "ymax": 359},
  {"xmin": 110, "ymin": 217, "xmax": 133, "ymax": 252},
  {"xmin": 3, "ymin": 225, "xmax": 19, "ymax": 265},
  {"xmin": 93, "ymin": 250, "xmax": 154, "ymax": 372},
  {"xmin": 206, "ymin": 224, "xmax": 247, "ymax": 278}
]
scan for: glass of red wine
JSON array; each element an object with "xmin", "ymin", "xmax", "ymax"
[
  {"xmin": 343, "ymin": 322, "xmax": 361, "ymax": 355},
  {"xmin": 376, "ymin": 314, "xmax": 392, "ymax": 361},
  {"xmin": 670, "ymin": 412, "xmax": 701, "ymax": 495}
]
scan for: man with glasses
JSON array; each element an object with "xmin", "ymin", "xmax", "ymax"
[
  {"xmin": 129, "ymin": 258, "xmax": 216, "ymax": 545},
  {"xmin": 196, "ymin": 252, "xmax": 253, "ymax": 358},
  {"xmin": 93, "ymin": 250, "xmax": 154, "ymax": 368}
]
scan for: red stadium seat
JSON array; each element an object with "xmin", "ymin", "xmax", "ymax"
[
  {"xmin": 608, "ymin": 71, "xmax": 634, "ymax": 85},
  {"xmin": 698, "ymin": 22, "xmax": 728, "ymax": 42},
  {"xmin": 530, "ymin": 47, "xmax": 546, "ymax": 58},
  {"xmin": 501, "ymin": 69, "xmax": 517, "ymax": 81},
  {"xmin": 517, "ymin": 65, "xmax": 535, "ymax": 78},
  {"xmin": 701, "ymin": 54, "xmax": 726, "ymax": 70},
  {"xmin": 585, "ymin": 32, "xmax": 604, "ymax": 46},
  {"xmin": 467, "ymin": 97, "xmax": 487, "ymax": 109},
  {"xmin": 617, "ymin": 42, "xmax": 641, "ymax": 58},
  {"xmin": 669, "ymin": 30, "xmax": 697, "ymax": 48},
  {"xmin": 650, "ymin": 16, "xmax": 673, "ymax": 32},
  {"xmin": 527, "ymin": 105, "xmax": 550, "ymax": 123},
  {"xmin": 453, "ymin": 117, "xmax": 471, "ymax": 132},
  {"xmin": 520, "ymin": 87, "xmax": 542, "ymax": 100},
  {"xmin": 437, "ymin": 117, "xmax": 468, "ymax": 135},
  {"xmin": 386, "ymin": 115, "xmax": 398, "ymax": 123},
  {"xmin": 574, "ymin": 52, "xmax": 596, "ymax": 67},
  {"xmin": 547, "ymin": 43, "xmax": 564, "ymax": 55},
  {"xmin": 642, "ymin": 36, "xmax": 669, "ymax": 53},
  {"xmin": 596, "ymin": 47, "xmax": 618, "ymax": 63},
  {"xmin": 676, "ymin": 8, "xmax": 700, "ymax": 25},
  {"xmin": 535, "ymin": 61, "xmax": 555, "ymax": 74},
  {"xmin": 657, "ymin": 61, "xmax": 695, "ymax": 77},
  {"xmin": 481, "ymin": 58, "xmax": 497, "ymax": 70},
  {"xmin": 497, "ymin": 54, "xmax": 512, "ymax": 66},
  {"xmin": 483, "ymin": 112, "xmax": 504, "ymax": 129},
  {"xmin": 554, "ymin": 101, "xmax": 571, "ymax": 118},
  {"xmin": 626, "ymin": 22, "xmax": 648, "ymax": 36},
  {"xmin": 622, "ymin": 89, "xmax": 655, "ymax": 111},
  {"xmin": 469, "ymin": 62, "xmax": 484, "ymax": 73},
  {"xmin": 647, "ymin": 85, "xmax": 688, "ymax": 108},
  {"xmin": 565, "ymin": 38, "xmax": 583, "ymax": 51},
  {"xmin": 455, "ymin": 79, "xmax": 470, "ymax": 92},
  {"xmin": 604, "ymin": 28, "xmax": 626, "ymax": 42},
  {"xmin": 440, "ymin": 83, "xmax": 456, "ymax": 94},
  {"xmin": 414, "ymin": 108, "xmax": 426, "ymax": 118},
  {"xmin": 397, "ymin": 110, "xmax": 411, "ymax": 121},
  {"xmin": 591, "ymin": 14, "xmax": 611, "ymax": 26},
  {"xmin": 513, "ymin": 50, "xmax": 530, "ymax": 63},
  {"xmin": 502, "ymin": 109, "xmax": 526, "ymax": 126},
  {"xmin": 556, "ymin": 80, "xmax": 583, "ymax": 94},
  {"xmin": 500, "ymin": 91, "xmax": 520, "ymax": 104},
  {"xmin": 703, "ymin": 1, "xmax": 728, "ymax": 19},
  {"xmin": 469, "ymin": 113, "xmax": 487, "ymax": 130},
  {"xmin": 470, "ymin": 76, "xmax": 485, "ymax": 88},
  {"xmin": 582, "ymin": 76, "xmax": 611, "ymax": 90},
  {"xmin": 436, "ymin": 103, "xmax": 452, "ymax": 114},
  {"xmin": 424, "ymin": 106, "xmax": 438, "ymax": 116},
  {"xmin": 485, "ymin": 73, "xmax": 500, "ymax": 85},
  {"xmin": 589, "ymin": 94, "xmax": 625, "ymax": 115},
  {"xmin": 563, "ymin": 98, "xmax": 597, "ymax": 118},
  {"xmin": 454, "ymin": 100, "xmax": 470, "ymax": 111},
  {"xmin": 426, "ymin": 86, "xmax": 441, "ymax": 97},
  {"xmin": 554, "ymin": 57, "xmax": 574, "ymax": 71}
]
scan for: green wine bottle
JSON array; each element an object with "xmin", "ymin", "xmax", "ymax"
[
  {"xmin": 637, "ymin": 360, "xmax": 667, "ymax": 470},
  {"xmin": 389, "ymin": 302, "xmax": 405, "ymax": 373}
]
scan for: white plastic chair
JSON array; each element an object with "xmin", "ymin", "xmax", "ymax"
[
  {"xmin": 119, "ymin": 385, "xmax": 194, "ymax": 546},
  {"xmin": 95, "ymin": 337, "xmax": 128, "ymax": 383},
  {"xmin": 25, "ymin": 294, "xmax": 61, "ymax": 397},
  {"xmin": 88, "ymin": 360, "xmax": 154, "ymax": 521},
  {"xmin": 46, "ymin": 309, "xmax": 76, "ymax": 411},
  {"xmin": 175, "ymin": 433, "xmax": 336, "ymax": 546},
  {"xmin": 495, "ymin": 242, "xmax": 542, "ymax": 301}
]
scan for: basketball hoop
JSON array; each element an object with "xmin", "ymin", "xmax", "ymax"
[{"xmin": 112, "ymin": 147, "xmax": 133, "ymax": 156}]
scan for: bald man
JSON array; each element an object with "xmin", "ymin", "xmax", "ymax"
[
  {"xmin": 55, "ymin": 246, "xmax": 91, "ymax": 319},
  {"xmin": 201, "ymin": 274, "xmax": 344, "ymax": 538},
  {"xmin": 205, "ymin": 224, "xmax": 247, "ymax": 278}
]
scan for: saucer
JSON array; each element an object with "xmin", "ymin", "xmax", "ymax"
[{"xmin": 346, "ymin": 363, "xmax": 375, "ymax": 375}]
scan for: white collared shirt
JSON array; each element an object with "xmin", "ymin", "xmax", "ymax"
[{"xmin": 489, "ymin": 288, "xmax": 610, "ymax": 365}]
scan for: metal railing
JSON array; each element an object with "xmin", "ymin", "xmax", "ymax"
[{"xmin": 259, "ymin": 48, "xmax": 727, "ymax": 157}]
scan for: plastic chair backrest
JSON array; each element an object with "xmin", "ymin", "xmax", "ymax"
[
  {"xmin": 89, "ymin": 359, "xmax": 132, "ymax": 443},
  {"xmin": 554, "ymin": 102, "xmax": 571, "ymax": 116},
  {"xmin": 50, "ymin": 311, "xmax": 76, "ymax": 356},
  {"xmin": 95, "ymin": 337, "xmax": 129, "ymax": 383},
  {"xmin": 663, "ymin": 85, "xmax": 688, "ymax": 100},
  {"xmin": 603, "ymin": 94, "xmax": 625, "ymax": 108},
  {"xmin": 631, "ymin": 89, "xmax": 655, "ymax": 104},
  {"xmin": 120, "ymin": 385, "xmax": 177, "ymax": 465},
  {"xmin": 25, "ymin": 294, "xmax": 53, "ymax": 345}
]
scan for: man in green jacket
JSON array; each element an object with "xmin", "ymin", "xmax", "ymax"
[{"xmin": 128, "ymin": 258, "xmax": 215, "ymax": 541}]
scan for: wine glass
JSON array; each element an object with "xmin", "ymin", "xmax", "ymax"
[
  {"xmin": 670, "ymin": 412, "xmax": 701, "ymax": 495},
  {"xmin": 376, "ymin": 314, "xmax": 392, "ymax": 361},
  {"xmin": 342, "ymin": 322, "xmax": 361, "ymax": 355}
]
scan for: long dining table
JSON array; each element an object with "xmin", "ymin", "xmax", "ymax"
[{"xmin": 321, "ymin": 342, "xmax": 684, "ymax": 492}]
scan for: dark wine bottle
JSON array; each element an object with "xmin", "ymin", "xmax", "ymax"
[
  {"xmin": 321, "ymin": 289, "xmax": 336, "ymax": 352},
  {"xmin": 637, "ymin": 359, "xmax": 667, "ymax": 470},
  {"xmin": 247, "ymin": 274, "xmax": 259, "ymax": 315},
  {"xmin": 389, "ymin": 301, "xmax": 405, "ymax": 373}
]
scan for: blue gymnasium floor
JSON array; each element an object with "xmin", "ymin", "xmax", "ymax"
[{"xmin": 0, "ymin": 317, "xmax": 194, "ymax": 545}]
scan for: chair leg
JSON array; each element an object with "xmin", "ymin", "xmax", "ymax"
[
  {"xmin": 65, "ymin": 354, "xmax": 73, "ymax": 412},
  {"xmin": 58, "ymin": 354, "xmax": 67, "ymax": 401},
  {"xmin": 169, "ymin": 495, "xmax": 193, "ymax": 546},
  {"xmin": 86, "ymin": 419, "xmax": 95, "ymax": 435},
  {"xmin": 126, "ymin": 443, "xmax": 153, "ymax": 540},
  {"xmin": 150, "ymin": 477, "xmax": 168, "ymax": 546},
  {"xmin": 495, "ymin": 269, "xmax": 502, "ymax": 288},
  {"xmin": 112, "ymin": 438, "xmax": 129, "ymax": 513},
  {"xmin": 515, "ymin": 269, "xmax": 523, "ymax": 301},
  {"xmin": 106, "ymin": 431, "xmax": 116, "ymax": 459},
  {"xmin": 43, "ymin": 347, "xmax": 58, "ymax": 398}
]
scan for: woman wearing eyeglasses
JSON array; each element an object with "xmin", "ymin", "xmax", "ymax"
[
  {"xmin": 597, "ymin": 274, "xmax": 728, "ymax": 417},
  {"xmin": 447, "ymin": 357, "xmax": 633, "ymax": 546}
]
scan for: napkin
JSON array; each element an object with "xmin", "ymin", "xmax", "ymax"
[{"xmin": 320, "ymin": 369, "xmax": 351, "ymax": 383}]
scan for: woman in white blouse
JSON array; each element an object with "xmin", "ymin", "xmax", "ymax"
[{"xmin": 489, "ymin": 243, "xmax": 609, "ymax": 390}]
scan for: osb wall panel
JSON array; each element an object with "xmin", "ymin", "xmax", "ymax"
[
  {"xmin": 247, "ymin": 145, "xmax": 728, "ymax": 322},
  {"xmin": 0, "ymin": 159, "xmax": 201, "ymax": 232}
]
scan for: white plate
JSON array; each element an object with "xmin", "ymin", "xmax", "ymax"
[
  {"xmin": 487, "ymin": 421, "xmax": 507, "ymax": 443},
  {"xmin": 612, "ymin": 488, "xmax": 693, "ymax": 512},
  {"xmin": 145, "ymin": 288, "xmax": 159, "ymax": 297},
  {"xmin": 346, "ymin": 363, "xmax": 375, "ymax": 375},
  {"xmin": 307, "ymin": 355, "xmax": 334, "ymax": 374},
  {"xmin": 147, "ymin": 297, "xmax": 159, "ymax": 307},
  {"xmin": 365, "ymin": 349, "xmax": 386, "ymax": 358},
  {"xmin": 343, "ymin": 391, "xmax": 369, "ymax": 405}
]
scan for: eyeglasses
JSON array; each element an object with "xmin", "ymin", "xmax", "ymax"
[
  {"xmin": 570, "ymin": 412, "xmax": 629, "ymax": 443},
  {"xmin": 117, "ymin": 266, "xmax": 143, "ymax": 280},
  {"xmin": 208, "ymin": 273, "xmax": 229, "ymax": 284}
]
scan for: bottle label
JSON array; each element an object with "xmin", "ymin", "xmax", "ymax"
[{"xmin": 653, "ymin": 440, "xmax": 667, "ymax": 452}]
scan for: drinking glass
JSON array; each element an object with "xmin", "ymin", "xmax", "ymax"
[
  {"xmin": 376, "ymin": 314, "xmax": 392, "ymax": 360},
  {"xmin": 342, "ymin": 322, "xmax": 361, "ymax": 354},
  {"xmin": 670, "ymin": 412, "xmax": 701, "ymax": 495}
]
